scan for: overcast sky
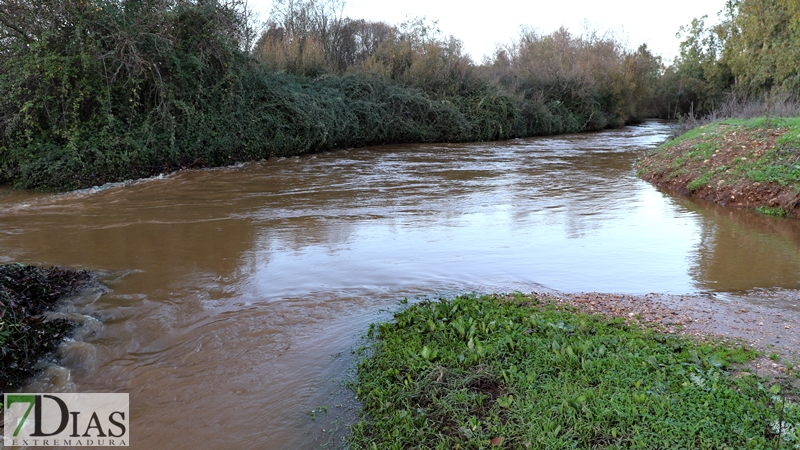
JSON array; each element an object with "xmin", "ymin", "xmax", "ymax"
[{"xmin": 247, "ymin": 0, "xmax": 728, "ymax": 63}]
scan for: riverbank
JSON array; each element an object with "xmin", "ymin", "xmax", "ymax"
[
  {"xmin": 0, "ymin": 264, "xmax": 93, "ymax": 391},
  {"xmin": 0, "ymin": 2, "xmax": 663, "ymax": 192},
  {"xmin": 636, "ymin": 117, "xmax": 800, "ymax": 217},
  {"xmin": 349, "ymin": 293, "xmax": 800, "ymax": 448}
]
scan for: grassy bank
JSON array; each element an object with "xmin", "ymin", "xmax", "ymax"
[
  {"xmin": 0, "ymin": 264, "xmax": 92, "ymax": 390},
  {"xmin": 636, "ymin": 117, "xmax": 800, "ymax": 218},
  {"xmin": 349, "ymin": 294, "xmax": 800, "ymax": 449}
]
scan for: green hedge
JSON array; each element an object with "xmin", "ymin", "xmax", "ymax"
[{"xmin": 0, "ymin": 1, "xmax": 638, "ymax": 191}]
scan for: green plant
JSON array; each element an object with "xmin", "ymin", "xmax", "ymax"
[
  {"xmin": 349, "ymin": 293, "xmax": 800, "ymax": 449},
  {"xmin": 757, "ymin": 206, "xmax": 788, "ymax": 217},
  {"xmin": 688, "ymin": 172, "xmax": 712, "ymax": 191}
]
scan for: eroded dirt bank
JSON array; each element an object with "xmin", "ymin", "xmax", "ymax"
[{"xmin": 636, "ymin": 118, "xmax": 800, "ymax": 217}]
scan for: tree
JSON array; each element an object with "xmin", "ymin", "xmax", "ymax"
[
  {"xmin": 253, "ymin": 0, "xmax": 346, "ymax": 75},
  {"xmin": 725, "ymin": 0, "xmax": 800, "ymax": 94}
]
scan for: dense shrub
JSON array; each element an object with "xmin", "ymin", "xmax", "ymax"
[
  {"xmin": 257, "ymin": 8, "xmax": 662, "ymax": 136},
  {"xmin": 0, "ymin": 0, "xmax": 702, "ymax": 191},
  {"xmin": 483, "ymin": 28, "xmax": 662, "ymax": 133},
  {"xmin": 0, "ymin": 0, "xmax": 256, "ymax": 189}
]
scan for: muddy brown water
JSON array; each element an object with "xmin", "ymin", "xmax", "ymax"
[{"xmin": 2, "ymin": 121, "xmax": 800, "ymax": 448}]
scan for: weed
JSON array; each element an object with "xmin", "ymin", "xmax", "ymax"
[
  {"xmin": 758, "ymin": 206, "xmax": 788, "ymax": 217},
  {"xmin": 310, "ymin": 405, "xmax": 329, "ymax": 421},
  {"xmin": 688, "ymin": 172, "xmax": 712, "ymax": 191},
  {"xmin": 349, "ymin": 293, "xmax": 800, "ymax": 449}
]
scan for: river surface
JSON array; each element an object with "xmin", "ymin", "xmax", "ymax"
[{"xmin": 2, "ymin": 121, "xmax": 800, "ymax": 448}]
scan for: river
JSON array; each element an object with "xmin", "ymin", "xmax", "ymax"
[{"xmin": 2, "ymin": 121, "xmax": 800, "ymax": 448}]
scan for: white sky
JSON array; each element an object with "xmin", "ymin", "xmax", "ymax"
[{"xmin": 247, "ymin": 0, "xmax": 728, "ymax": 64}]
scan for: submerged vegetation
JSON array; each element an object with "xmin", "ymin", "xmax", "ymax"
[
  {"xmin": 349, "ymin": 294, "xmax": 800, "ymax": 449},
  {"xmin": 0, "ymin": 264, "xmax": 92, "ymax": 390}
]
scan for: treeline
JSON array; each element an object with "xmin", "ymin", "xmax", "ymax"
[
  {"xmin": 0, "ymin": 0, "xmax": 665, "ymax": 190},
  {"xmin": 256, "ymin": 0, "xmax": 663, "ymax": 130},
  {"xmin": 1, "ymin": 0, "xmax": 795, "ymax": 191},
  {"xmin": 0, "ymin": 0, "xmax": 500, "ymax": 189},
  {"xmin": 660, "ymin": 0, "xmax": 800, "ymax": 117}
]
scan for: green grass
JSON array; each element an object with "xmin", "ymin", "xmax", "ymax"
[
  {"xmin": 738, "ymin": 118, "xmax": 800, "ymax": 186},
  {"xmin": 757, "ymin": 206, "xmax": 789, "ymax": 217},
  {"xmin": 639, "ymin": 123, "xmax": 725, "ymax": 181},
  {"xmin": 637, "ymin": 117, "xmax": 800, "ymax": 214},
  {"xmin": 687, "ymin": 172, "xmax": 712, "ymax": 191},
  {"xmin": 348, "ymin": 293, "xmax": 800, "ymax": 449},
  {"xmin": 660, "ymin": 117, "xmax": 800, "ymax": 152}
]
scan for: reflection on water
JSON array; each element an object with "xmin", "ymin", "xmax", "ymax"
[
  {"xmin": 681, "ymin": 195, "xmax": 800, "ymax": 292},
  {"xmin": 2, "ymin": 121, "xmax": 800, "ymax": 448}
]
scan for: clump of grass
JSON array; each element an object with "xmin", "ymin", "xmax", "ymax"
[
  {"xmin": 349, "ymin": 293, "xmax": 800, "ymax": 449},
  {"xmin": 741, "ymin": 120, "xmax": 800, "ymax": 186},
  {"xmin": 687, "ymin": 172, "xmax": 712, "ymax": 191},
  {"xmin": 758, "ymin": 206, "xmax": 789, "ymax": 217},
  {"xmin": 0, "ymin": 263, "xmax": 92, "ymax": 389}
]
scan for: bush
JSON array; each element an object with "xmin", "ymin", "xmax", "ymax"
[{"xmin": 0, "ymin": 0, "xmax": 667, "ymax": 191}]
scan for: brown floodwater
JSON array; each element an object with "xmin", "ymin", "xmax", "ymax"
[{"xmin": 2, "ymin": 120, "xmax": 800, "ymax": 448}]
